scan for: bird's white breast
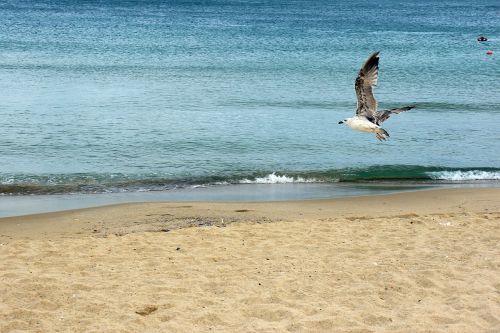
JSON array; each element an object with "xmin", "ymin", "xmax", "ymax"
[{"xmin": 347, "ymin": 117, "xmax": 378, "ymax": 133}]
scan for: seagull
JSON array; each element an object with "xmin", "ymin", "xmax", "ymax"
[{"xmin": 338, "ymin": 52, "xmax": 415, "ymax": 141}]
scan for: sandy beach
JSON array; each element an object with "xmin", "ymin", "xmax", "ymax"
[{"xmin": 0, "ymin": 187, "xmax": 499, "ymax": 332}]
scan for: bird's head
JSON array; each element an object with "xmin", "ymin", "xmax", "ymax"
[{"xmin": 338, "ymin": 118, "xmax": 352, "ymax": 125}]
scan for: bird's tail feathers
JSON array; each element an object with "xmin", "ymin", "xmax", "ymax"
[{"xmin": 375, "ymin": 128, "xmax": 390, "ymax": 141}]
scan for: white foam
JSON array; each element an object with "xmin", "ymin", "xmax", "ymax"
[
  {"xmin": 239, "ymin": 172, "xmax": 316, "ymax": 184},
  {"xmin": 214, "ymin": 181, "xmax": 230, "ymax": 186},
  {"xmin": 427, "ymin": 170, "xmax": 500, "ymax": 181}
]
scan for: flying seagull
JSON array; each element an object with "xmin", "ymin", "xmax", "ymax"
[{"xmin": 338, "ymin": 52, "xmax": 415, "ymax": 141}]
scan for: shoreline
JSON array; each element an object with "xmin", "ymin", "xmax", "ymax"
[
  {"xmin": 1, "ymin": 187, "xmax": 498, "ymax": 242},
  {"xmin": 1, "ymin": 181, "xmax": 497, "ymax": 219},
  {"xmin": 1, "ymin": 187, "xmax": 499, "ymax": 332}
]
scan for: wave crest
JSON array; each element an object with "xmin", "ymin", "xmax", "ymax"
[
  {"xmin": 239, "ymin": 173, "xmax": 317, "ymax": 184},
  {"xmin": 427, "ymin": 170, "xmax": 500, "ymax": 181}
]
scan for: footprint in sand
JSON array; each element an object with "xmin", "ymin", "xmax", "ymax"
[{"xmin": 135, "ymin": 305, "xmax": 158, "ymax": 316}]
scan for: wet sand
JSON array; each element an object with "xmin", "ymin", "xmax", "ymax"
[{"xmin": 1, "ymin": 188, "xmax": 499, "ymax": 332}]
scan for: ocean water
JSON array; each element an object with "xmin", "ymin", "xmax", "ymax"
[{"xmin": 1, "ymin": 0, "xmax": 499, "ymax": 196}]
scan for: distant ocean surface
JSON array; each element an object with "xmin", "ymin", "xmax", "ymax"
[{"xmin": 1, "ymin": 0, "xmax": 499, "ymax": 196}]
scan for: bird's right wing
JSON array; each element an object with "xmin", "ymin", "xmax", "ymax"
[
  {"xmin": 355, "ymin": 52, "xmax": 380, "ymax": 121},
  {"xmin": 375, "ymin": 105, "xmax": 415, "ymax": 124}
]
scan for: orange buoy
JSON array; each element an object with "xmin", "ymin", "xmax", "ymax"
[{"xmin": 486, "ymin": 51, "xmax": 493, "ymax": 55}]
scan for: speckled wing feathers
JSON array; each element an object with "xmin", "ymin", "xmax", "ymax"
[{"xmin": 355, "ymin": 51, "xmax": 380, "ymax": 121}]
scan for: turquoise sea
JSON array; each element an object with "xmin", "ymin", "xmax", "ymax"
[{"xmin": 0, "ymin": 0, "xmax": 499, "ymax": 210}]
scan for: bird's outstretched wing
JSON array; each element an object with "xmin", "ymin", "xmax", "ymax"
[
  {"xmin": 375, "ymin": 105, "xmax": 415, "ymax": 125},
  {"xmin": 355, "ymin": 52, "xmax": 379, "ymax": 122}
]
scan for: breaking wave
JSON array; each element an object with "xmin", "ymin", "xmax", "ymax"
[
  {"xmin": 239, "ymin": 173, "xmax": 317, "ymax": 184},
  {"xmin": 1, "ymin": 166, "xmax": 499, "ymax": 195},
  {"xmin": 427, "ymin": 170, "xmax": 500, "ymax": 181}
]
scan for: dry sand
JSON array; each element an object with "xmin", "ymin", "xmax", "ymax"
[{"xmin": 0, "ymin": 188, "xmax": 499, "ymax": 332}]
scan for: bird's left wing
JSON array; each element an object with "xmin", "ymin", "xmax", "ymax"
[{"xmin": 355, "ymin": 52, "xmax": 380, "ymax": 121}]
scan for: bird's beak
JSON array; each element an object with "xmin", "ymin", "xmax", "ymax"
[{"xmin": 338, "ymin": 121, "xmax": 344, "ymax": 124}]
